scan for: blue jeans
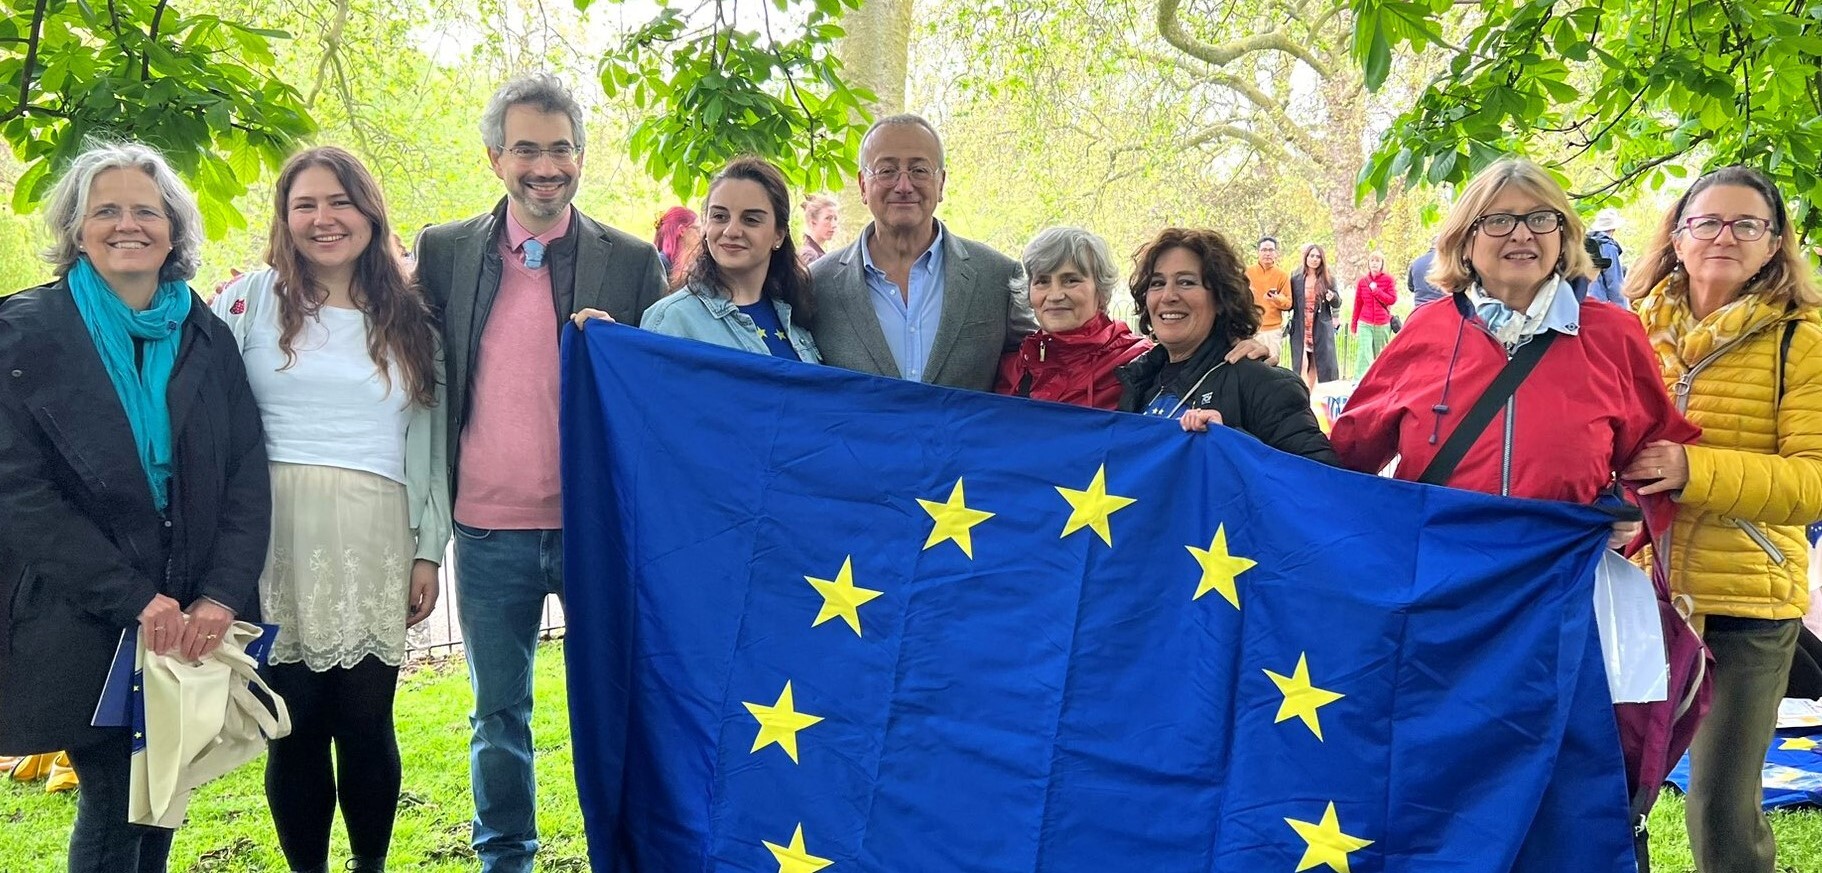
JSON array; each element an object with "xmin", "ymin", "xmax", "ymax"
[
  {"xmin": 452, "ymin": 522, "xmax": 564, "ymax": 873},
  {"xmin": 66, "ymin": 730, "xmax": 173, "ymax": 873}
]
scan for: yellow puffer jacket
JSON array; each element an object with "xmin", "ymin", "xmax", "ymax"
[{"xmin": 1655, "ymin": 301, "xmax": 1822, "ymax": 620}]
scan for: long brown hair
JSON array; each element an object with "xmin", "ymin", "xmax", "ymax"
[
  {"xmin": 1620, "ymin": 165, "xmax": 1822, "ymax": 309},
  {"xmin": 1127, "ymin": 228, "xmax": 1260, "ymax": 344},
  {"xmin": 266, "ymin": 146, "xmax": 438, "ymax": 408},
  {"xmin": 1301, "ymin": 243, "xmax": 1333, "ymax": 291}
]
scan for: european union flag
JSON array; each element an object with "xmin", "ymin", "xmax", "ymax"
[{"xmin": 561, "ymin": 323, "xmax": 1637, "ymax": 872}]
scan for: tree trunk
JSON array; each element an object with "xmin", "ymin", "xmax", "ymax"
[
  {"xmin": 836, "ymin": 0, "xmax": 912, "ymax": 115},
  {"xmin": 833, "ymin": 0, "xmax": 911, "ymax": 233},
  {"xmin": 1315, "ymin": 54, "xmax": 1389, "ymax": 291}
]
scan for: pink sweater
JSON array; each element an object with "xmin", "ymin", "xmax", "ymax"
[{"xmin": 454, "ymin": 209, "xmax": 571, "ymax": 529}]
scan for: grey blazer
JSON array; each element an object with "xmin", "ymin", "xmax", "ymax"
[
  {"xmin": 414, "ymin": 199, "xmax": 667, "ymax": 476},
  {"xmin": 808, "ymin": 221, "xmax": 1036, "ymax": 391}
]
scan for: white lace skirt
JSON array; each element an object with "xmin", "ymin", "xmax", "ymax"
[{"xmin": 262, "ymin": 462, "xmax": 413, "ymax": 670}]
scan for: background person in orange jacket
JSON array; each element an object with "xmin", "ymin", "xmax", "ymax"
[
  {"xmin": 1244, "ymin": 236, "xmax": 1294, "ymax": 366},
  {"xmin": 1620, "ymin": 165, "xmax": 1822, "ymax": 873},
  {"xmin": 994, "ymin": 226, "xmax": 1151, "ymax": 409}
]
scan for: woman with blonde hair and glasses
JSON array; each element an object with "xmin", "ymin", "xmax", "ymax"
[
  {"xmin": 1619, "ymin": 165, "xmax": 1822, "ymax": 873},
  {"xmin": 1330, "ymin": 159, "xmax": 1698, "ymax": 867}
]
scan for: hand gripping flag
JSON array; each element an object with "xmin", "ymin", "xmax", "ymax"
[{"xmin": 561, "ymin": 323, "xmax": 1637, "ymax": 873}]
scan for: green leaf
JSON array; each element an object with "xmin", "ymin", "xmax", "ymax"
[{"xmin": 10, "ymin": 159, "xmax": 51, "ymax": 214}]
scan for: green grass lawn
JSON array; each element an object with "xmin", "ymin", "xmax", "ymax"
[{"xmin": 3, "ymin": 643, "xmax": 1819, "ymax": 871}]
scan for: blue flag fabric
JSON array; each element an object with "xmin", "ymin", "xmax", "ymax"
[
  {"xmin": 1668, "ymin": 731, "xmax": 1822, "ymax": 810},
  {"xmin": 560, "ymin": 323, "xmax": 1637, "ymax": 873}
]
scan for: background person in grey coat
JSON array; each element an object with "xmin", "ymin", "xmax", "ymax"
[{"xmin": 808, "ymin": 114, "xmax": 1036, "ymax": 391}]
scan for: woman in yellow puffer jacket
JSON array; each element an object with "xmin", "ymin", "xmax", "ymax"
[{"xmin": 1621, "ymin": 165, "xmax": 1822, "ymax": 873}]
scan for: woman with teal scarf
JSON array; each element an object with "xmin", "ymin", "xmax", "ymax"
[{"xmin": 0, "ymin": 142, "xmax": 270, "ymax": 873}]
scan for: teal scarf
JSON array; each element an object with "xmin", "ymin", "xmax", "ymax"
[{"xmin": 67, "ymin": 257, "xmax": 192, "ymax": 512}]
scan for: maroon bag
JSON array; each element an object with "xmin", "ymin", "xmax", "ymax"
[{"xmin": 1617, "ymin": 493, "xmax": 1713, "ymax": 830}]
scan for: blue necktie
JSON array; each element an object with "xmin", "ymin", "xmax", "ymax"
[{"xmin": 522, "ymin": 239, "xmax": 546, "ymax": 270}]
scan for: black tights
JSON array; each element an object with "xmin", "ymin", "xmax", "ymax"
[{"xmin": 264, "ymin": 657, "xmax": 402, "ymax": 871}]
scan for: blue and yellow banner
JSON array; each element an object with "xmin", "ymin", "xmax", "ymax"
[{"xmin": 560, "ymin": 323, "xmax": 1636, "ymax": 872}]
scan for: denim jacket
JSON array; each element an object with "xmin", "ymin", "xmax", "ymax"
[{"xmin": 641, "ymin": 285, "xmax": 822, "ymax": 363}]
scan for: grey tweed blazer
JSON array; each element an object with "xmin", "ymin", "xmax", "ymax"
[{"xmin": 808, "ymin": 221, "xmax": 1036, "ymax": 392}]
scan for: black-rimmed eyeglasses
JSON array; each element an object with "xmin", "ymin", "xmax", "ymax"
[{"xmin": 1471, "ymin": 210, "xmax": 1565, "ymax": 238}]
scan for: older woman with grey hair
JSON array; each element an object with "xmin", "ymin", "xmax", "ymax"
[
  {"xmin": 994, "ymin": 226, "xmax": 1153, "ymax": 409},
  {"xmin": 0, "ymin": 141, "xmax": 269, "ymax": 873}
]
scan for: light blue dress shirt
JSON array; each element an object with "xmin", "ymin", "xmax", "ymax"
[{"xmin": 860, "ymin": 226, "xmax": 946, "ymax": 381}]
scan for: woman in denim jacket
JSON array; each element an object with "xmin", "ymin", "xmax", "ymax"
[{"xmin": 576, "ymin": 157, "xmax": 819, "ymax": 362}]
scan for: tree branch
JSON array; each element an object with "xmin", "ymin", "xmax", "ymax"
[
  {"xmin": 1181, "ymin": 122, "xmax": 1291, "ymax": 163},
  {"xmin": 1200, "ymin": 69, "xmax": 1321, "ymax": 158},
  {"xmin": 306, "ymin": 0, "xmax": 353, "ymax": 107},
  {"xmin": 142, "ymin": 0, "xmax": 169, "ymax": 81},
  {"xmin": 1568, "ymin": 136, "xmax": 1709, "ymax": 199},
  {"xmin": 4, "ymin": 0, "xmax": 50, "ymax": 124},
  {"xmin": 1124, "ymin": 46, "xmax": 1322, "ymax": 162},
  {"xmin": 1156, "ymin": 0, "xmax": 1335, "ymax": 79}
]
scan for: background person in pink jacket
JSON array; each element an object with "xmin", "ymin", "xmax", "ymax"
[{"xmin": 1351, "ymin": 252, "xmax": 1398, "ymax": 375}]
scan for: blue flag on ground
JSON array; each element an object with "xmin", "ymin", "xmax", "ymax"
[
  {"xmin": 560, "ymin": 323, "xmax": 1637, "ymax": 873},
  {"xmin": 1668, "ymin": 731, "xmax": 1822, "ymax": 810}
]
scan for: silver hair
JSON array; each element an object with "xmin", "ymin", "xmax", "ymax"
[
  {"xmin": 41, "ymin": 140, "xmax": 204, "ymax": 282},
  {"xmin": 480, "ymin": 73, "xmax": 587, "ymax": 151},
  {"xmin": 1009, "ymin": 226, "xmax": 1121, "ymax": 311},
  {"xmin": 801, "ymin": 193, "xmax": 838, "ymax": 221},
  {"xmin": 861, "ymin": 113, "xmax": 945, "ymax": 169}
]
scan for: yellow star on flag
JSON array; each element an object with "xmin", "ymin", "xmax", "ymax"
[
  {"xmin": 744, "ymin": 681, "xmax": 824, "ymax": 763},
  {"xmin": 1187, "ymin": 524, "xmax": 1255, "ymax": 608},
  {"xmin": 1284, "ymin": 802, "xmax": 1374, "ymax": 873},
  {"xmin": 1780, "ymin": 736, "xmax": 1819, "ymax": 751},
  {"xmin": 763, "ymin": 823, "xmax": 834, "ymax": 873},
  {"xmin": 1264, "ymin": 654, "xmax": 1345, "ymax": 741},
  {"xmin": 1056, "ymin": 464, "xmax": 1137, "ymax": 546},
  {"xmin": 917, "ymin": 478, "xmax": 995, "ymax": 558},
  {"xmin": 805, "ymin": 556, "xmax": 884, "ymax": 636}
]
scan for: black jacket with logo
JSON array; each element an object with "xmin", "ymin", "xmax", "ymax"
[{"xmin": 1116, "ymin": 330, "xmax": 1340, "ymax": 466}]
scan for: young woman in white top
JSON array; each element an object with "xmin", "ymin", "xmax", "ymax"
[{"xmin": 212, "ymin": 146, "xmax": 449, "ymax": 873}]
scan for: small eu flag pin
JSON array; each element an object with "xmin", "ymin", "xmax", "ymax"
[{"xmin": 523, "ymin": 238, "xmax": 546, "ymax": 270}]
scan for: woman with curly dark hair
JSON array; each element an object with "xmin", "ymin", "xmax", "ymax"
[{"xmin": 1115, "ymin": 227, "xmax": 1337, "ymax": 463}]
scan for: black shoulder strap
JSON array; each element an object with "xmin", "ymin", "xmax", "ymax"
[
  {"xmin": 1778, "ymin": 318, "xmax": 1798, "ymax": 403},
  {"xmin": 1417, "ymin": 331, "xmax": 1562, "ymax": 486}
]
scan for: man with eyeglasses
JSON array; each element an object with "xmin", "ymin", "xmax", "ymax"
[
  {"xmin": 808, "ymin": 113, "xmax": 1036, "ymax": 390},
  {"xmin": 1245, "ymin": 237, "xmax": 1294, "ymax": 366},
  {"xmin": 412, "ymin": 73, "xmax": 666, "ymax": 873}
]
